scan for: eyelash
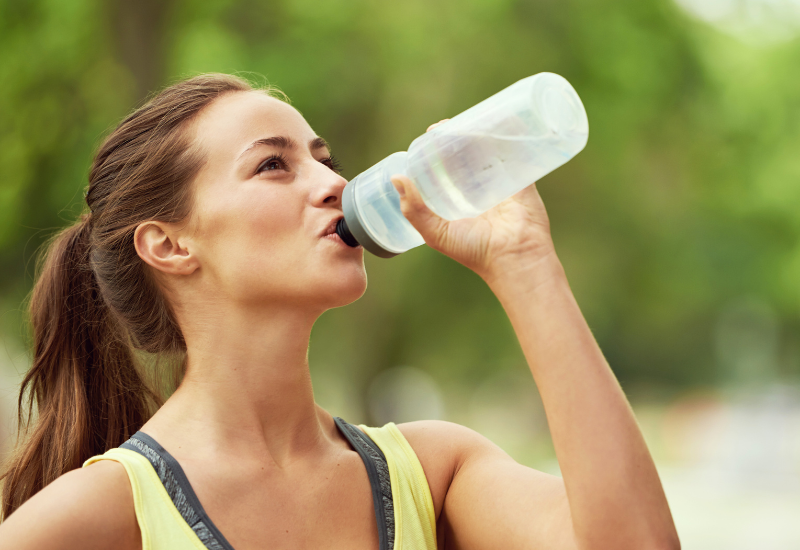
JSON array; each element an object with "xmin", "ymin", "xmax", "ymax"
[
  {"xmin": 256, "ymin": 154, "xmax": 343, "ymax": 175},
  {"xmin": 324, "ymin": 155, "xmax": 343, "ymax": 174}
]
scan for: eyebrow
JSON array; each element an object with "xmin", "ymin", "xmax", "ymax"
[{"xmin": 238, "ymin": 135, "xmax": 331, "ymax": 160}]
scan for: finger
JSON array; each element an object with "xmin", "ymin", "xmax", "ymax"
[
  {"xmin": 511, "ymin": 182, "xmax": 545, "ymax": 207},
  {"xmin": 426, "ymin": 118, "xmax": 450, "ymax": 132},
  {"xmin": 391, "ymin": 175, "xmax": 448, "ymax": 246},
  {"xmin": 511, "ymin": 181, "xmax": 538, "ymax": 200}
]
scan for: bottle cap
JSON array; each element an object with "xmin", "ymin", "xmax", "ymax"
[{"xmin": 339, "ymin": 182, "xmax": 399, "ymax": 258}]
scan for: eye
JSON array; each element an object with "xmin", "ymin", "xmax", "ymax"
[
  {"xmin": 321, "ymin": 155, "xmax": 343, "ymax": 174},
  {"xmin": 256, "ymin": 153, "xmax": 289, "ymax": 174}
]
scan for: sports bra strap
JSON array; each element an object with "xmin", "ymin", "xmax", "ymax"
[{"xmin": 359, "ymin": 423, "xmax": 437, "ymax": 550}]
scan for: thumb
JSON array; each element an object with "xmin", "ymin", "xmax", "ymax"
[{"xmin": 391, "ymin": 175, "xmax": 448, "ymax": 247}]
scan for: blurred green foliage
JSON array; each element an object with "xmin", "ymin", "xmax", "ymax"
[{"xmin": 1, "ymin": 0, "xmax": 799, "ymax": 408}]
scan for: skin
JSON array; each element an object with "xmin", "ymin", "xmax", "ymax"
[{"xmin": 0, "ymin": 90, "xmax": 680, "ymax": 550}]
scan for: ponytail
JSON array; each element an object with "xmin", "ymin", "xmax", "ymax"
[
  {"xmin": 0, "ymin": 216, "xmax": 159, "ymax": 518},
  {"xmin": 0, "ymin": 73, "xmax": 275, "ymax": 519}
]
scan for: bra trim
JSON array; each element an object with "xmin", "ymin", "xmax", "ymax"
[
  {"xmin": 334, "ymin": 417, "xmax": 395, "ymax": 550},
  {"xmin": 121, "ymin": 433, "xmax": 234, "ymax": 550}
]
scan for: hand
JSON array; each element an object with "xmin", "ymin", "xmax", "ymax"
[{"xmin": 391, "ymin": 120, "xmax": 558, "ymax": 286}]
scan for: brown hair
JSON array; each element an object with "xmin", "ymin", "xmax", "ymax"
[{"xmin": 1, "ymin": 73, "xmax": 285, "ymax": 518}]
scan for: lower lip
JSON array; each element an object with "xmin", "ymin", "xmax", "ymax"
[{"xmin": 322, "ymin": 232, "xmax": 360, "ymax": 248}]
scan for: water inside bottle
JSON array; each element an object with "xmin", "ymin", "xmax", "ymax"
[
  {"xmin": 409, "ymin": 131, "xmax": 579, "ymax": 221},
  {"xmin": 405, "ymin": 74, "xmax": 588, "ymax": 221}
]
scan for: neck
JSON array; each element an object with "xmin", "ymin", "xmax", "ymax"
[{"xmin": 148, "ymin": 302, "xmax": 334, "ymax": 465}]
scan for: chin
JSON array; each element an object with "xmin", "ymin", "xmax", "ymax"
[{"xmin": 320, "ymin": 265, "xmax": 368, "ymax": 308}]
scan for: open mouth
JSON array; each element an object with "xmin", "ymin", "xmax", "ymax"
[
  {"xmin": 322, "ymin": 217, "xmax": 342, "ymax": 239},
  {"xmin": 320, "ymin": 215, "xmax": 362, "ymax": 249},
  {"xmin": 321, "ymin": 215, "xmax": 357, "ymax": 247}
]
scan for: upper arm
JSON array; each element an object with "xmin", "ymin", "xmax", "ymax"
[
  {"xmin": 399, "ymin": 421, "xmax": 577, "ymax": 550},
  {"xmin": 0, "ymin": 460, "xmax": 140, "ymax": 550}
]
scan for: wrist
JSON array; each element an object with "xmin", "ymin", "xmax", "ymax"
[{"xmin": 482, "ymin": 248, "xmax": 568, "ymax": 302}]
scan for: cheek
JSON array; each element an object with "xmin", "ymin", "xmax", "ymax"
[
  {"xmin": 244, "ymin": 195, "xmax": 302, "ymax": 249},
  {"xmin": 196, "ymin": 187, "xmax": 307, "ymax": 291}
]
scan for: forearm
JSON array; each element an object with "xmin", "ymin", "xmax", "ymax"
[{"xmin": 485, "ymin": 253, "xmax": 679, "ymax": 550}]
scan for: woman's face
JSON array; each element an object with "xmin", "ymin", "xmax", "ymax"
[{"xmin": 185, "ymin": 90, "xmax": 366, "ymax": 312}]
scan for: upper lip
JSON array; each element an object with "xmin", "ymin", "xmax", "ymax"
[{"xmin": 321, "ymin": 216, "xmax": 343, "ymax": 237}]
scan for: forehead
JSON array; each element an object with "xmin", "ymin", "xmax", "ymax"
[{"xmin": 193, "ymin": 91, "xmax": 313, "ymax": 156}]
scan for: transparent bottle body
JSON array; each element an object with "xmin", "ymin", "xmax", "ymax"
[{"xmin": 349, "ymin": 72, "xmax": 588, "ymax": 254}]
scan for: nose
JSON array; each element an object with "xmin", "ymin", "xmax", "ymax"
[{"xmin": 312, "ymin": 164, "xmax": 348, "ymax": 207}]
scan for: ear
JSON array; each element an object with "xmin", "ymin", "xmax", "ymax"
[{"xmin": 134, "ymin": 221, "xmax": 199, "ymax": 276}]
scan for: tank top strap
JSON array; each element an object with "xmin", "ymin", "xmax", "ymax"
[
  {"xmin": 83, "ymin": 448, "xmax": 207, "ymax": 550},
  {"xmin": 359, "ymin": 423, "xmax": 437, "ymax": 550}
]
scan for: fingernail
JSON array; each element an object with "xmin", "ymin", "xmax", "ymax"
[{"xmin": 393, "ymin": 177, "xmax": 405, "ymax": 197}]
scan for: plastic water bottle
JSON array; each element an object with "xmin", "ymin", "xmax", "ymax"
[{"xmin": 336, "ymin": 72, "xmax": 589, "ymax": 258}]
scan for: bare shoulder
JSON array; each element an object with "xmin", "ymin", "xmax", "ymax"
[
  {"xmin": 398, "ymin": 421, "xmax": 572, "ymax": 550},
  {"xmin": 397, "ymin": 420, "xmax": 504, "ymax": 459},
  {"xmin": 396, "ymin": 420, "xmax": 509, "ymax": 517},
  {"xmin": 0, "ymin": 460, "xmax": 140, "ymax": 550}
]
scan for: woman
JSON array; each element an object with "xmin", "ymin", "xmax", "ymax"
[{"xmin": 0, "ymin": 74, "xmax": 678, "ymax": 549}]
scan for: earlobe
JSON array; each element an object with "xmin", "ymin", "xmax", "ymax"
[{"xmin": 134, "ymin": 222, "xmax": 199, "ymax": 276}]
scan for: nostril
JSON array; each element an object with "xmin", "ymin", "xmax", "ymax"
[{"xmin": 323, "ymin": 195, "xmax": 337, "ymax": 204}]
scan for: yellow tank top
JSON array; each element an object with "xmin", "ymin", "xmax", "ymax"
[{"xmin": 83, "ymin": 422, "xmax": 437, "ymax": 550}]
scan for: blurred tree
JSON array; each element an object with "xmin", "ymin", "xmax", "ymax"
[{"xmin": 111, "ymin": 0, "xmax": 172, "ymax": 98}]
